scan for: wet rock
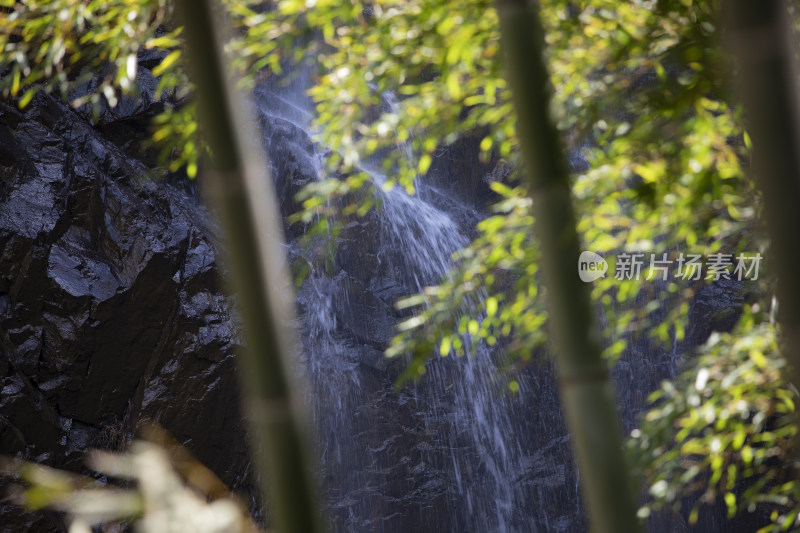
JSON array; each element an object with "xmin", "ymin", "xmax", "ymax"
[
  {"xmin": 686, "ymin": 278, "xmax": 745, "ymax": 347},
  {"xmin": 426, "ymin": 134, "xmax": 496, "ymax": 211},
  {"xmin": 0, "ymin": 93, "xmax": 251, "ymax": 530},
  {"xmin": 335, "ymin": 216, "xmax": 381, "ymax": 287},
  {"xmin": 331, "ymin": 273, "xmax": 396, "ymax": 349}
]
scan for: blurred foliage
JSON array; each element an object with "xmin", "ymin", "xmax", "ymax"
[
  {"xmin": 1, "ymin": 429, "xmax": 259, "ymax": 533},
  {"xmin": 240, "ymin": 0, "xmax": 764, "ymax": 371},
  {"xmin": 0, "ymin": 0, "xmax": 201, "ymax": 174},
  {"xmin": 0, "ymin": 0, "xmax": 175, "ymax": 106},
  {"xmin": 628, "ymin": 319, "xmax": 800, "ymax": 531},
  {"xmin": 382, "ymin": 0, "xmax": 760, "ymax": 368},
  {"xmin": 0, "ymin": 0, "xmax": 291, "ymax": 177}
]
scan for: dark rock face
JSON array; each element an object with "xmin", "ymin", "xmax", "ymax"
[{"xmin": 0, "ymin": 93, "xmax": 252, "ymax": 531}]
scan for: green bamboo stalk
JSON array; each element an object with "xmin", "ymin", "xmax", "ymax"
[
  {"xmin": 726, "ymin": 0, "xmax": 800, "ymax": 438},
  {"xmin": 173, "ymin": 1, "xmax": 321, "ymax": 531},
  {"xmin": 494, "ymin": 1, "xmax": 640, "ymax": 531}
]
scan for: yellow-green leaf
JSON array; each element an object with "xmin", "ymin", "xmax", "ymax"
[{"xmin": 152, "ymin": 50, "xmax": 181, "ymax": 77}]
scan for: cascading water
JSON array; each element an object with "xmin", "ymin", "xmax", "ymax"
[
  {"xmin": 253, "ymin": 68, "xmax": 587, "ymax": 531},
  {"xmin": 370, "ymin": 95, "xmax": 531, "ymax": 532},
  {"xmin": 254, "ymin": 72, "xmax": 581, "ymax": 531}
]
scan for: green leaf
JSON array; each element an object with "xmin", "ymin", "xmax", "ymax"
[
  {"xmin": 18, "ymin": 88, "xmax": 36, "ymax": 109},
  {"xmin": 418, "ymin": 153, "xmax": 432, "ymax": 175},
  {"xmin": 486, "ymin": 296, "xmax": 498, "ymax": 317},
  {"xmin": 151, "ymin": 50, "xmax": 181, "ymax": 77},
  {"xmin": 439, "ymin": 336, "xmax": 451, "ymax": 356}
]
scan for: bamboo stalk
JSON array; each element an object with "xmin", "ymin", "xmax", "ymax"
[
  {"xmin": 173, "ymin": 1, "xmax": 321, "ymax": 531},
  {"xmin": 494, "ymin": 1, "xmax": 640, "ymax": 531},
  {"xmin": 726, "ymin": 0, "xmax": 800, "ymax": 447}
]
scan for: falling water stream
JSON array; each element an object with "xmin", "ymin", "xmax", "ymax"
[
  {"xmin": 252, "ymin": 71, "xmax": 558, "ymax": 532},
  {"xmin": 251, "ymin": 68, "xmax": 703, "ymax": 531}
]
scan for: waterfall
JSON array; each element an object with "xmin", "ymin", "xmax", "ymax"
[{"xmin": 255, "ymin": 73, "xmax": 586, "ymax": 532}]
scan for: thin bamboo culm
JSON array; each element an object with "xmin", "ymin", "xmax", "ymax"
[
  {"xmin": 173, "ymin": 1, "xmax": 322, "ymax": 531},
  {"xmin": 495, "ymin": 1, "xmax": 641, "ymax": 532}
]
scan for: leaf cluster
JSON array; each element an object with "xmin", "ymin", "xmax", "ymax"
[
  {"xmin": 628, "ymin": 320, "xmax": 800, "ymax": 531},
  {"xmin": 373, "ymin": 0, "xmax": 762, "ymax": 373}
]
